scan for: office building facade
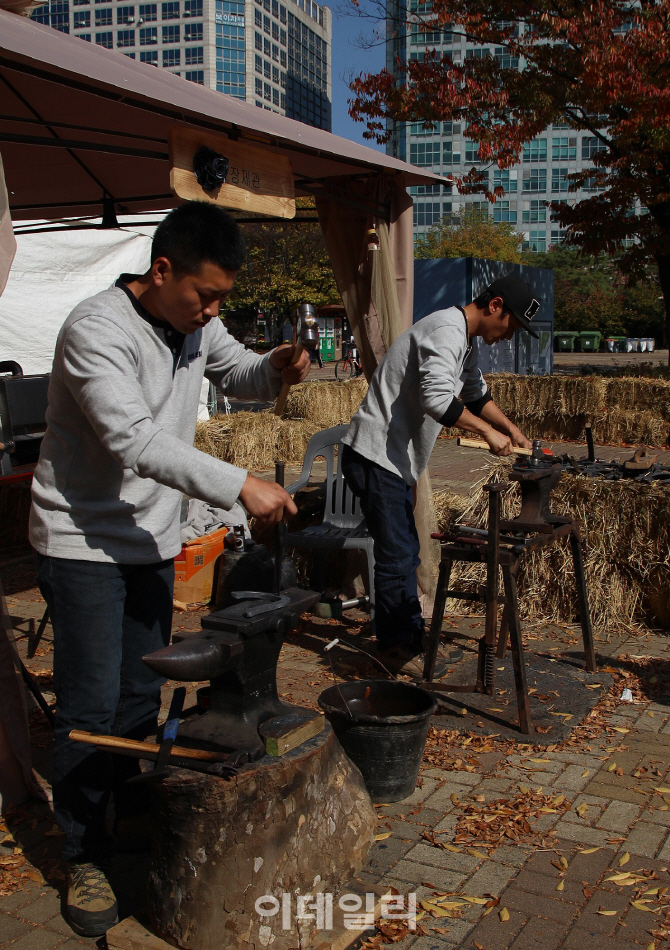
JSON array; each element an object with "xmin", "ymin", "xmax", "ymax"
[
  {"xmin": 386, "ymin": 5, "xmax": 604, "ymax": 247},
  {"xmin": 31, "ymin": 0, "xmax": 332, "ymax": 129}
]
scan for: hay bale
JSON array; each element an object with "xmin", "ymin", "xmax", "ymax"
[
  {"xmin": 486, "ymin": 374, "xmax": 607, "ymax": 420},
  {"xmin": 481, "ymin": 374, "xmax": 670, "ymax": 447},
  {"xmin": 433, "ymin": 462, "xmax": 670, "ymax": 632},
  {"xmin": 434, "ymin": 489, "xmax": 470, "ymax": 531},
  {"xmin": 194, "ymin": 379, "xmax": 369, "ymax": 470},
  {"xmin": 194, "ymin": 412, "xmax": 319, "ymax": 470},
  {"xmin": 605, "ymin": 377, "xmax": 670, "ymax": 418},
  {"xmin": 282, "ymin": 378, "xmax": 368, "ymax": 426},
  {"xmin": 590, "ymin": 409, "xmax": 670, "ymax": 447}
]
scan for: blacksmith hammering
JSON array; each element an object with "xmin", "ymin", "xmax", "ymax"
[{"xmin": 142, "ymin": 587, "xmax": 321, "ymax": 761}]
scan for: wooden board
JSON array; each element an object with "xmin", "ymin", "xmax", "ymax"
[
  {"xmin": 169, "ymin": 124, "xmax": 295, "ymax": 218},
  {"xmin": 259, "ymin": 711, "xmax": 324, "ymax": 756},
  {"xmin": 107, "ymin": 917, "xmax": 173, "ymax": 950}
]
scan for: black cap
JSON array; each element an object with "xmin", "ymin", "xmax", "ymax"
[{"xmin": 487, "ymin": 275, "xmax": 541, "ymax": 338}]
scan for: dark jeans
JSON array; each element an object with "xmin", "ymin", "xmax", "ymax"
[
  {"xmin": 36, "ymin": 554, "xmax": 174, "ymax": 863},
  {"xmin": 341, "ymin": 445, "xmax": 424, "ymax": 651}
]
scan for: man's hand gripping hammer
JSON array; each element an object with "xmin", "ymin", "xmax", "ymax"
[{"xmin": 274, "ymin": 302, "xmax": 318, "ymax": 416}]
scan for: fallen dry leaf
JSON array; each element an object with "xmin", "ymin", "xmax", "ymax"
[
  {"xmin": 499, "ymin": 907, "xmax": 510, "ymax": 922},
  {"xmin": 619, "ymin": 852, "xmax": 631, "ymax": 866}
]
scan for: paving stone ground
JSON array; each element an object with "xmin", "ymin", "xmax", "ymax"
[{"xmin": 2, "ymin": 439, "xmax": 670, "ymax": 950}]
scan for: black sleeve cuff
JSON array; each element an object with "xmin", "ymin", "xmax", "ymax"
[
  {"xmin": 464, "ymin": 392, "xmax": 493, "ymax": 417},
  {"xmin": 440, "ymin": 397, "xmax": 465, "ymax": 427}
]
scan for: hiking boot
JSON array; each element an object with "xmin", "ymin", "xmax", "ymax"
[
  {"xmin": 66, "ymin": 862, "xmax": 118, "ymax": 937},
  {"xmin": 377, "ymin": 643, "xmax": 450, "ymax": 680}
]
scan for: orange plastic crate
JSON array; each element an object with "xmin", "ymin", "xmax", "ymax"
[{"xmin": 174, "ymin": 526, "xmax": 228, "ymax": 605}]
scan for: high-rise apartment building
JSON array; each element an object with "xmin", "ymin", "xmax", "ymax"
[
  {"xmin": 386, "ymin": 6, "xmax": 603, "ymax": 247},
  {"xmin": 31, "ymin": 0, "xmax": 332, "ymax": 130}
]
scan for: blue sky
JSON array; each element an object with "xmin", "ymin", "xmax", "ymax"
[{"xmin": 329, "ymin": 7, "xmax": 385, "ymax": 150}]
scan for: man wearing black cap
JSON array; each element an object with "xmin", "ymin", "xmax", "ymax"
[{"xmin": 341, "ymin": 274, "xmax": 539, "ymax": 677}]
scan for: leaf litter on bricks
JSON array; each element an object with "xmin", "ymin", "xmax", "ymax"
[
  {"xmin": 0, "ymin": 805, "xmax": 66, "ymax": 896},
  {"xmin": 423, "ymin": 788, "xmax": 572, "ymax": 853}
]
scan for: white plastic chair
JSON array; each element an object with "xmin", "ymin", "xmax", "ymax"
[{"xmin": 284, "ymin": 425, "xmax": 375, "ymax": 634}]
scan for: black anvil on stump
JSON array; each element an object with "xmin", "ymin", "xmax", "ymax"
[
  {"xmin": 143, "ymin": 588, "xmax": 321, "ymax": 761},
  {"xmin": 141, "ymin": 589, "xmax": 377, "ymax": 950}
]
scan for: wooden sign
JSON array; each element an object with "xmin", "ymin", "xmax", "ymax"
[{"xmin": 169, "ymin": 124, "xmax": 295, "ymax": 219}]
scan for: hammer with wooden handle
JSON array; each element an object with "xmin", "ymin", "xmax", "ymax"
[
  {"xmin": 456, "ymin": 437, "xmax": 554, "ymax": 457},
  {"xmin": 274, "ymin": 303, "xmax": 318, "ymax": 417},
  {"xmin": 69, "ymin": 729, "xmax": 240, "ymax": 777},
  {"xmin": 69, "ymin": 728, "xmax": 224, "ymax": 761}
]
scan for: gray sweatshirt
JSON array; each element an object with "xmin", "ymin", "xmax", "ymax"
[
  {"xmin": 29, "ymin": 282, "xmax": 283, "ymax": 564},
  {"xmin": 343, "ymin": 307, "xmax": 487, "ymax": 485}
]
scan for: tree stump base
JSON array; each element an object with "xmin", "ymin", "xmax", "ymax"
[{"xmin": 146, "ymin": 725, "xmax": 376, "ymax": 950}]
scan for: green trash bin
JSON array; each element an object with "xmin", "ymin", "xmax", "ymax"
[
  {"xmin": 554, "ymin": 331, "xmax": 579, "ymax": 352},
  {"xmin": 579, "ymin": 331, "xmax": 602, "ymax": 352}
]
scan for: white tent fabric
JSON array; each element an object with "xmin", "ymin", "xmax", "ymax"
[
  {"xmin": 0, "ymin": 221, "xmax": 213, "ymax": 418},
  {"xmin": 0, "ymin": 224, "xmax": 153, "ymax": 375}
]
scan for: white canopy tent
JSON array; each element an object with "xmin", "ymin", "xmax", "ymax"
[{"xmin": 0, "ymin": 218, "xmax": 155, "ymax": 375}]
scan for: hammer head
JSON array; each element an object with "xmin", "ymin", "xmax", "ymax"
[{"xmin": 296, "ymin": 303, "xmax": 318, "ymax": 348}]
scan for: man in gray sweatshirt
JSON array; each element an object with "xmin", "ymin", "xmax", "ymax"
[
  {"xmin": 341, "ymin": 275, "xmax": 538, "ymax": 678},
  {"xmin": 29, "ymin": 202, "xmax": 310, "ymax": 937}
]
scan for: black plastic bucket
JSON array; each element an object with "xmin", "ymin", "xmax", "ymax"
[{"xmin": 318, "ymin": 679, "xmax": 438, "ymax": 802}]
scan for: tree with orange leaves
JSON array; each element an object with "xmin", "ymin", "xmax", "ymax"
[{"xmin": 350, "ymin": 0, "xmax": 670, "ymax": 356}]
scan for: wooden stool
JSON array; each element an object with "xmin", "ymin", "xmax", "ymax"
[{"xmin": 422, "ymin": 480, "xmax": 596, "ymax": 735}]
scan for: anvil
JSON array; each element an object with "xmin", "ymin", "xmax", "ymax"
[{"xmin": 142, "ymin": 588, "xmax": 320, "ymax": 760}]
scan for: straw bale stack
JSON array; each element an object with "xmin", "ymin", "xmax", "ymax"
[
  {"xmin": 481, "ymin": 374, "xmax": 670, "ymax": 447},
  {"xmin": 489, "ymin": 408, "xmax": 669, "ymax": 446},
  {"xmin": 435, "ymin": 461, "xmax": 670, "ymax": 632},
  {"xmin": 282, "ymin": 378, "xmax": 368, "ymax": 426},
  {"xmin": 486, "ymin": 374, "xmax": 608, "ymax": 419},
  {"xmin": 604, "ymin": 377, "xmax": 670, "ymax": 419},
  {"xmin": 194, "ymin": 412, "xmax": 320, "ymax": 469},
  {"xmin": 194, "ymin": 379, "xmax": 368, "ymax": 470}
]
